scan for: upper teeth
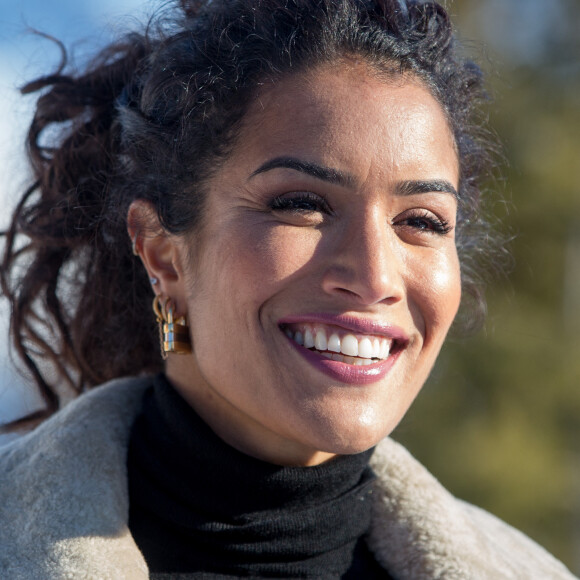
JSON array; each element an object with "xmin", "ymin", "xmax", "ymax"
[{"xmin": 284, "ymin": 324, "xmax": 391, "ymax": 360}]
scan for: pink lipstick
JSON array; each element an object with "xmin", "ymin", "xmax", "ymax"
[{"xmin": 279, "ymin": 313, "xmax": 408, "ymax": 385}]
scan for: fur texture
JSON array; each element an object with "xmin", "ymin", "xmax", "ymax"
[{"xmin": 0, "ymin": 377, "xmax": 576, "ymax": 579}]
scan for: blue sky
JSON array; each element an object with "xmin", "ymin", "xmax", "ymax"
[
  {"xmin": 461, "ymin": 0, "xmax": 571, "ymax": 65},
  {"xmin": 0, "ymin": 0, "xmax": 152, "ymax": 214}
]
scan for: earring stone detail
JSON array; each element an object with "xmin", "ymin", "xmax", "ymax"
[
  {"xmin": 150, "ymin": 277, "xmax": 158, "ymax": 285},
  {"xmin": 153, "ymin": 295, "xmax": 192, "ymax": 359},
  {"xmin": 132, "ymin": 233, "xmax": 139, "ymax": 256}
]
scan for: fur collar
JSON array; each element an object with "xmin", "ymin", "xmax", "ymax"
[{"xmin": 0, "ymin": 377, "xmax": 575, "ymax": 579}]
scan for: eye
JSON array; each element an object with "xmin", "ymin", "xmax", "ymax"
[
  {"xmin": 269, "ymin": 192, "xmax": 331, "ymax": 215},
  {"xmin": 396, "ymin": 210, "xmax": 453, "ymax": 235}
]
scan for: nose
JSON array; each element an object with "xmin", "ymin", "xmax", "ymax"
[{"xmin": 321, "ymin": 206, "xmax": 405, "ymax": 306}]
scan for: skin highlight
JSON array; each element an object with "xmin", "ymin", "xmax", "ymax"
[{"xmin": 131, "ymin": 63, "xmax": 462, "ymax": 467}]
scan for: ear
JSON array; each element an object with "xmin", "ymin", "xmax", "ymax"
[{"xmin": 127, "ymin": 200, "xmax": 188, "ymax": 316}]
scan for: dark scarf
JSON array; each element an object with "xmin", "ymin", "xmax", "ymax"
[{"xmin": 127, "ymin": 374, "xmax": 389, "ymax": 578}]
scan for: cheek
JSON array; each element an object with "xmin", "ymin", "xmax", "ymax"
[
  {"xmin": 213, "ymin": 225, "xmax": 322, "ymax": 302},
  {"xmin": 409, "ymin": 248, "xmax": 462, "ymax": 338}
]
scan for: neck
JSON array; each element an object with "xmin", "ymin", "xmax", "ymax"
[{"xmin": 166, "ymin": 362, "xmax": 336, "ymax": 466}]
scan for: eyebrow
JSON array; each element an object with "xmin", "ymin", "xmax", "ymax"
[
  {"xmin": 249, "ymin": 157, "xmax": 355, "ymax": 187},
  {"xmin": 250, "ymin": 156, "xmax": 458, "ymax": 199},
  {"xmin": 396, "ymin": 179, "xmax": 459, "ymax": 199}
]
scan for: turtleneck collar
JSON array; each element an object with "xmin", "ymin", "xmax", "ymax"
[{"xmin": 127, "ymin": 373, "xmax": 380, "ymax": 577}]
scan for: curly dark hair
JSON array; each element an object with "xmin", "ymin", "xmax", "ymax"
[{"xmin": 0, "ymin": 0, "xmax": 500, "ymax": 427}]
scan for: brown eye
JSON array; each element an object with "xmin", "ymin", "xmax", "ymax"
[{"xmin": 397, "ymin": 210, "xmax": 453, "ymax": 235}]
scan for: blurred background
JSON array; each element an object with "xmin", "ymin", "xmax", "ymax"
[
  {"xmin": 0, "ymin": 0, "xmax": 579, "ymax": 573},
  {"xmin": 394, "ymin": 0, "xmax": 580, "ymax": 573}
]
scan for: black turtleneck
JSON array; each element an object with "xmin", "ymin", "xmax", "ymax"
[{"xmin": 127, "ymin": 374, "xmax": 390, "ymax": 578}]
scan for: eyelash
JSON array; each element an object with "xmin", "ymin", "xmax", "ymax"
[
  {"xmin": 269, "ymin": 193, "xmax": 452, "ymax": 235},
  {"xmin": 269, "ymin": 192, "xmax": 331, "ymax": 214},
  {"xmin": 397, "ymin": 210, "xmax": 453, "ymax": 235}
]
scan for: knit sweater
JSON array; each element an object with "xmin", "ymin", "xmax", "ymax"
[{"xmin": 0, "ymin": 376, "xmax": 576, "ymax": 579}]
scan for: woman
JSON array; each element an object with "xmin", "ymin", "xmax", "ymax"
[{"xmin": 0, "ymin": 0, "xmax": 576, "ymax": 578}]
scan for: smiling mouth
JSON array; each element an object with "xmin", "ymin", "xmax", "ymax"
[{"xmin": 280, "ymin": 322, "xmax": 398, "ymax": 366}]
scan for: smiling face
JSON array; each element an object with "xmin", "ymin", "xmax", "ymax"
[{"xmin": 156, "ymin": 62, "xmax": 461, "ymax": 466}]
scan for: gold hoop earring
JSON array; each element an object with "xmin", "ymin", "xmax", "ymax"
[{"xmin": 153, "ymin": 295, "xmax": 192, "ymax": 359}]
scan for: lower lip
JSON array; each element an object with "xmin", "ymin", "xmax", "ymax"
[{"xmin": 284, "ymin": 335, "xmax": 400, "ymax": 385}]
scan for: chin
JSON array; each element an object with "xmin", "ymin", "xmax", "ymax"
[{"xmin": 305, "ymin": 409, "xmax": 399, "ymax": 457}]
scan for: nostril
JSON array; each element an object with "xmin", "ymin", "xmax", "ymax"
[{"xmin": 335, "ymin": 288, "xmax": 360, "ymax": 298}]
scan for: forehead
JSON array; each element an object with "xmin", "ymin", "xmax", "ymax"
[{"xmin": 232, "ymin": 62, "xmax": 459, "ymax": 185}]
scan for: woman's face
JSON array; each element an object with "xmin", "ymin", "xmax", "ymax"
[{"xmin": 166, "ymin": 63, "xmax": 461, "ymax": 466}]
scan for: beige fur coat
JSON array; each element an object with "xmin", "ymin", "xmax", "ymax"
[{"xmin": 0, "ymin": 377, "xmax": 576, "ymax": 579}]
